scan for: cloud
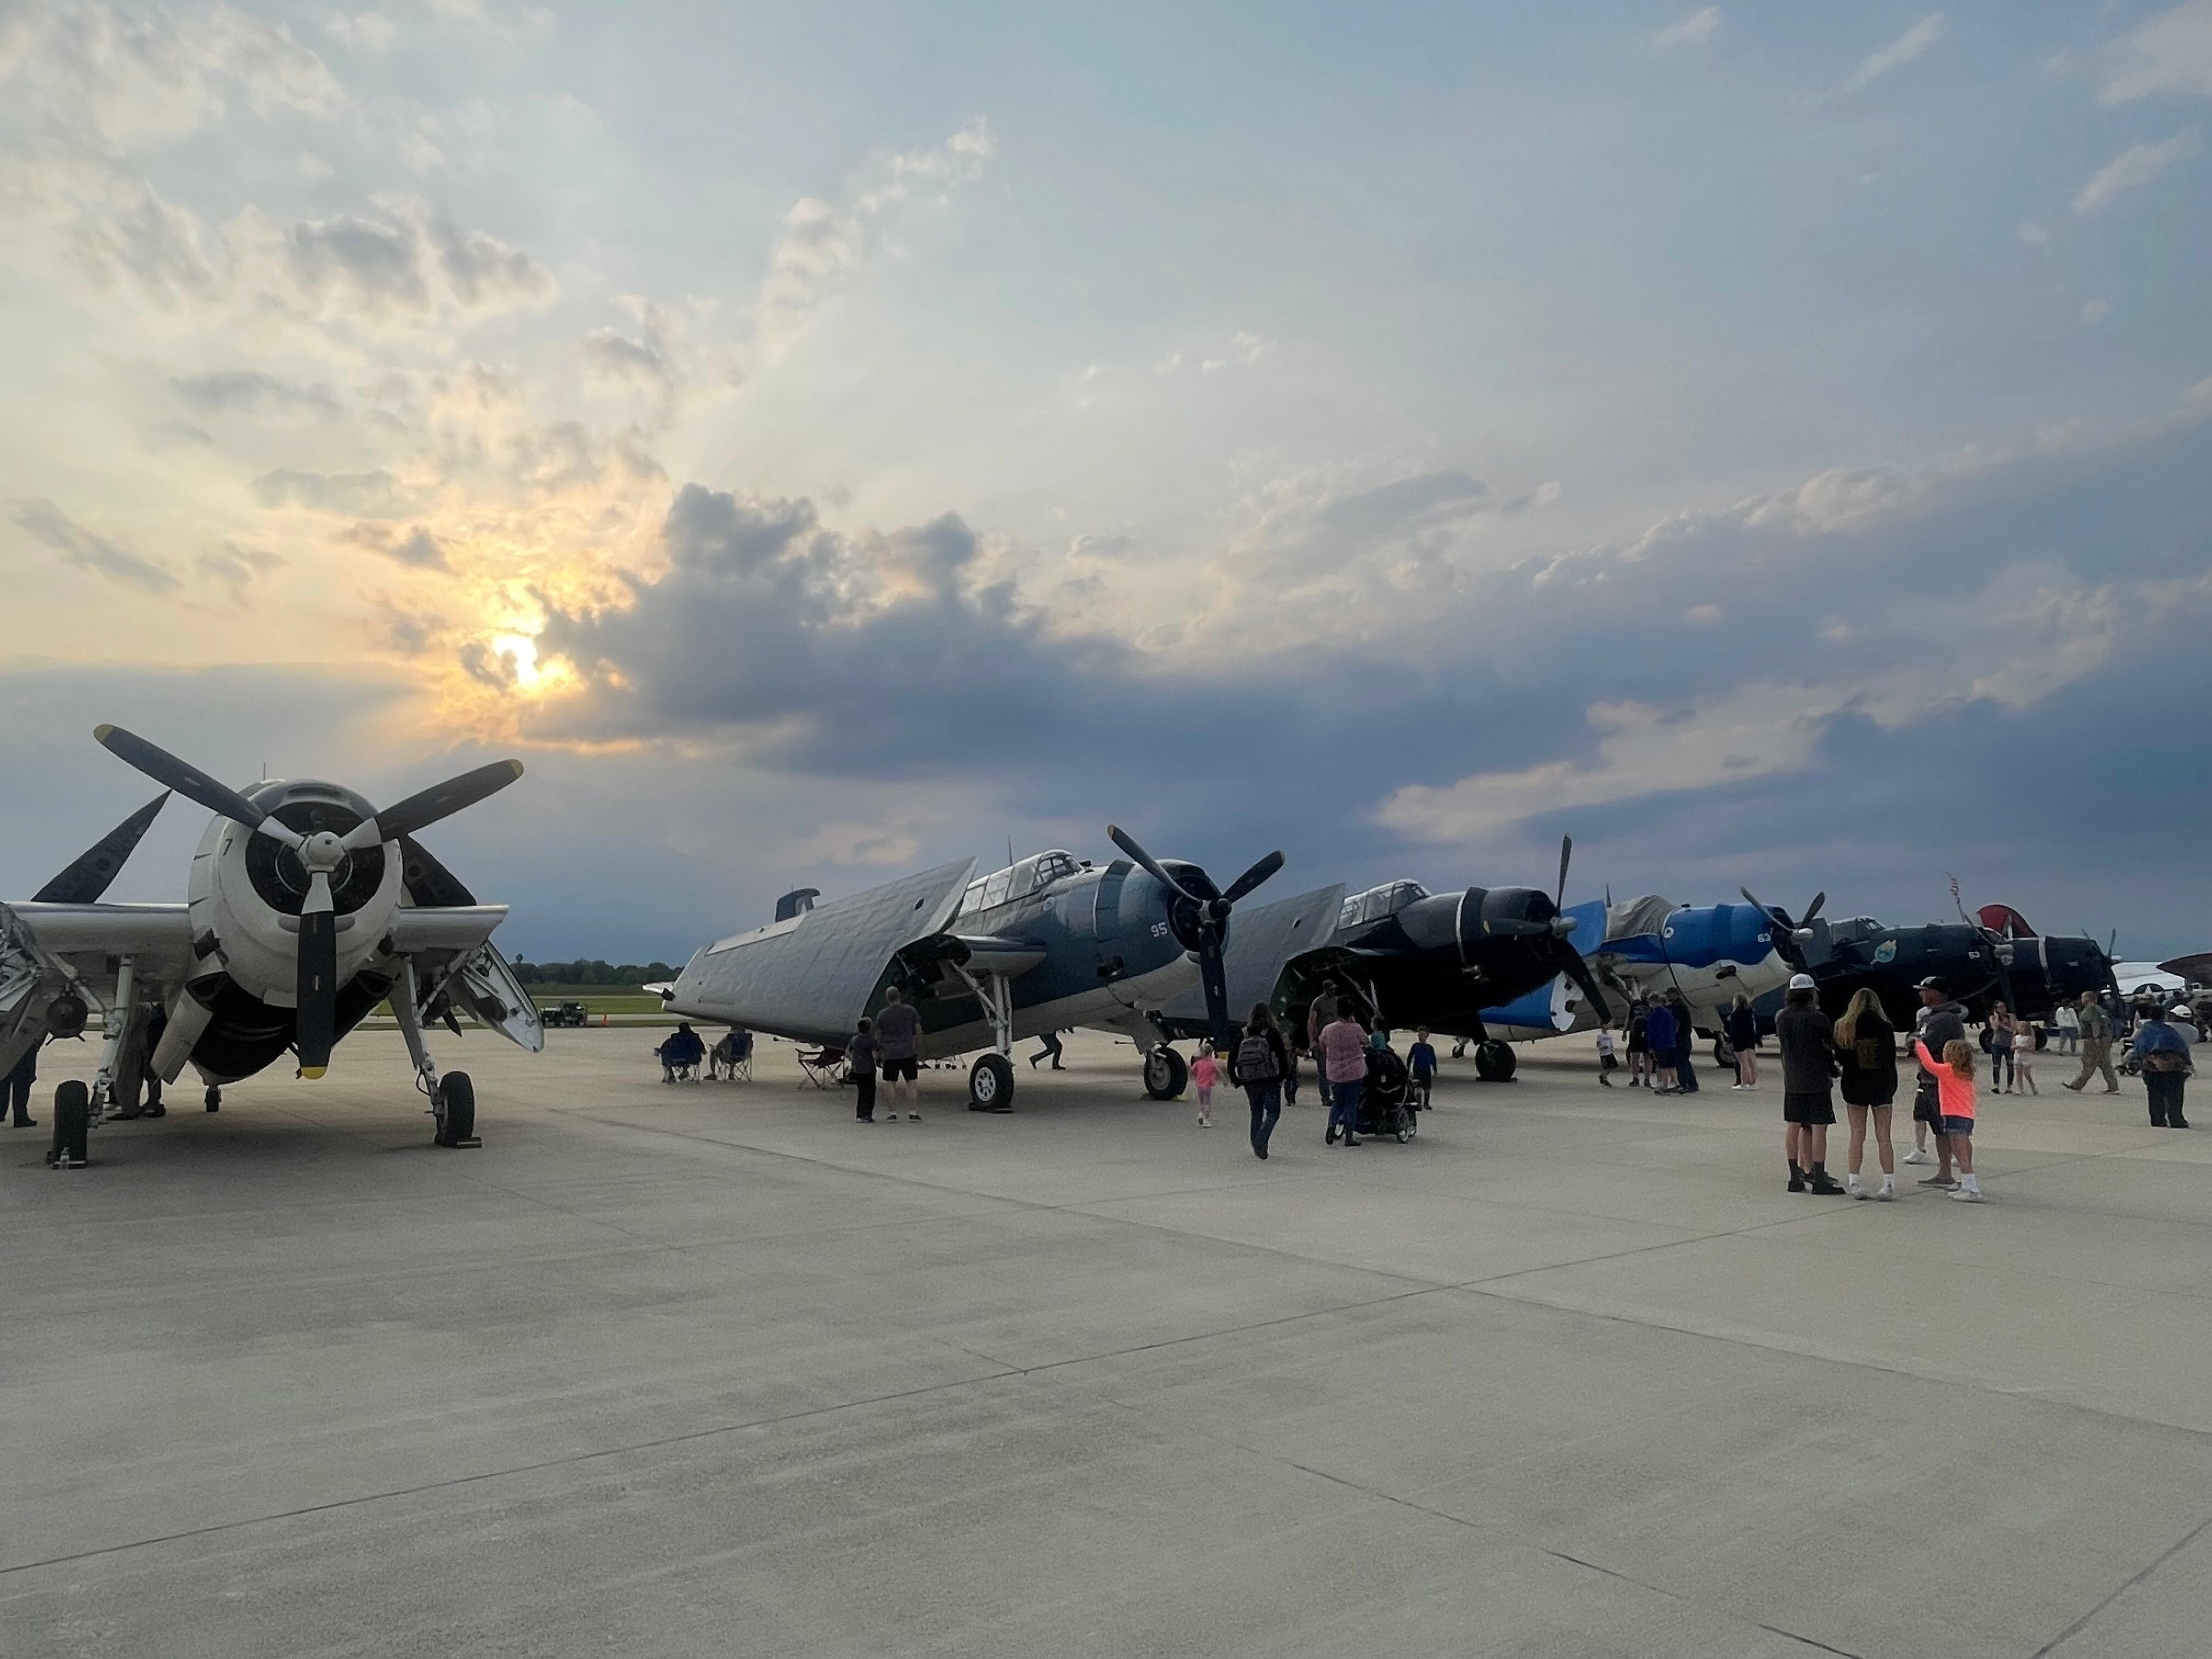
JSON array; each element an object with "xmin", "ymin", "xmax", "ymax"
[
  {"xmin": 9, "ymin": 498, "xmax": 181, "ymax": 594},
  {"xmin": 755, "ymin": 119, "xmax": 994, "ymax": 351},
  {"xmin": 1652, "ymin": 8, "xmax": 1720, "ymax": 50},
  {"xmin": 2080, "ymin": 297, "xmax": 2109, "ymax": 325},
  {"xmin": 0, "ymin": 0, "xmax": 343, "ymax": 154},
  {"xmin": 1317, "ymin": 470, "xmax": 1493, "ymax": 535},
  {"xmin": 2072, "ymin": 131, "xmax": 2200, "ymax": 213},
  {"xmin": 324, "ymin": 11, "xmax": 397, "ymax": 55},
  {"xmin": 195, "ymin": 541, "xmax": 285, "ymax": 602},
  {"xmin": 1839, "ymin": 14, "xmax": 1945, "ymax": 95},
  {"xmin": 173, "ymin": 370, "xmax": 342, "ymax": 418},
  {"xmin": 2101, "ymin": 0, "xmax": 2212, "ymax": 104},
  {"xmin": 336, "ymin": 522, "xmax": 448, "ymax": 568},
  {"xmin": 252, "ymin": 467, "xmax": 410, "ymax": 516}
]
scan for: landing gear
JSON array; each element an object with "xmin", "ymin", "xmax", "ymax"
[
  {"xmin": 1712, "ymin": 1037, "xmax": 1733, "ymax": 1070},
  {"xmin": 433, "ymin": 1072, "xmax": 478, "ymax": 1148},
  {"xmin": 46, "ymin": 1080, "xmax": 91, "ymax": 1168},
  {"xmin": 394, "ymin": 960, "xmax": 480, "ymax": 1148},
  {"xmin": 1473, "ymin": 1040, "xmax": 1517, "ymax": 1082},
  {"xmin": 205, "ymin": 1087, "xmax": 222, "ymax": 1113},
  {"xmin": 968, "ymin": 1053, "xmax": 1015, "ymax": 1113},
  {"xmin": 1143, "ymin": 1046, "xmax": 1188, "ymax": 1100}
]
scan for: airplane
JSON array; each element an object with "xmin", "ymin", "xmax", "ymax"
[
  {"xmin": 1969, "ymin": 905, "xmax": 2126, "ymax": 1019},
  {"xmin": 0, "ymin": 726, "xmax": 540, "ymax": 1165},
  {"xmin": 1478, "ymin": 895, "xmax": 1792, "ymax": 1065},
  {"xmin": 1153, "ymin": 837, "xmax": 1613, "ymax": 1081},
  {"xmin": 663, "ymin": 825, "xmax": 1283, "ymax": 1111},
  {"xmin": 1740, "ymin": 888, "xmax": 2001, "ymax": 1028}
]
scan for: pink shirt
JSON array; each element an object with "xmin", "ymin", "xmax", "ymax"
[
  {"xmin": 1191, "ymin": 1054, "xmax": 1218, "ymax": 1088},
  {"xmin": 1914, "ymin": 1041, "xmax": 1977, "ymax": 1120},
  {"xmin": 1321, "ymin": 1020, "xmax": 1369, "ymax": 1084}
]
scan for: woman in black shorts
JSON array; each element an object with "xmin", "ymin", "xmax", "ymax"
[{"xmin": 1833, "ymin": 988, "xmax": 1898, "ymax": 1199}]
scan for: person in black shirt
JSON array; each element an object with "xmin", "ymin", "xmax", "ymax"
[
  {"xmin": 1906, "ymin": 977, "xmax": 1969, "ymax": 1189},
  {"xmin": 1775, "ymin": 975, "xmax": 1844, "ymax": 1194},
  {"xmin": 1833, "ymin": 988, "xmax": 1898, "ymax": 1199},
  {"xmin": 847, "ymin": 1017, "xmax": 879, "ymax": 1121}
]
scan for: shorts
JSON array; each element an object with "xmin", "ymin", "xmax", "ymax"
[
  {"xmin": 1782, "ymin": 1091, "xmax": 1836, "ymax": 1126},
  {"xmin": 881, "ymin": 1056, "xmax": 918, "ymax": 1083},
  {"xmin": 1939, "ymin": 1114, "xmax": 1974, "ymax": 1137}
]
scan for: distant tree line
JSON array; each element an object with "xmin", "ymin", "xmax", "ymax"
[{"xmin": 512, "ymin": 958, "xmax": 678, "ymax": 986}]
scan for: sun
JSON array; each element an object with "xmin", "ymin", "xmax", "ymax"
[{"xmin": 491, "ymin": 633, "xmax": 543, "ymax": 688}]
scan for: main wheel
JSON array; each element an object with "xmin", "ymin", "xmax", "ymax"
[
  {"xmin": 205, "ymin": 1087, "xmax": 221, "ymax": 1112},
  {"xmin": 1143, "ymin": 1047, "xmax": 1188, "ymax": 1100},
  {"xmin": 50, "ymin": 1080, "xmax": 91, "ymax": 1167},
  {"xmin": 968, "ymin": 1053, "xmax": 1016, "ymax": 1113},
  {"xmin": 1474, "ymin": 1040, "xmax": 1517, "ymax": 1082},
  {"xmin": 434, "ymin": 1072, "xmax": 478, "ymax": 1147}
]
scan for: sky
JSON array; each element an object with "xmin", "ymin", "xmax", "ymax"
[{"xmin": 3, "ymin": 0, "xmax": 2210, "ymax": 962}]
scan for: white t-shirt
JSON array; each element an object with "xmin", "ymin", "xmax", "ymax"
[
  {"xmin": 1595, "ymin": 1030, "xmax": 1617, "ymax": 1058},
  {"xmin": 2056, "ymin": 1006, "xmax": 2079, "ymax": 1031}
]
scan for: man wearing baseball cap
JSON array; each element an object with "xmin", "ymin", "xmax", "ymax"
[
  {"xmin": 1775, "ymin": 973, "xmax": 1845, "ymax": 1193},
  {"xmin": 1904, "ymin": 975, "xmax": 1968, "ymax": 1188}
]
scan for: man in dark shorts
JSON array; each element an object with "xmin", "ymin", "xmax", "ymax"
[
  {"xmin": 1775, "ymin": 974, "xmax": 1844, "ymax": 1193},
  {"xmin": 1908, "ymin": 976, "xmax": 1968, "ymax": 1189},
  {"xmin": 873, "ymin": 986, "xmax": 923, "ymax": 1121}
]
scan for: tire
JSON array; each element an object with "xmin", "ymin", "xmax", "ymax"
[
  {"xmin": 435, "ymin": 1071, "xmax": 476, "ymax": 1147},
  {"xmin": 1473, "ymin": 1040, "xmax": 1517, "ymax": 1082},
  {"xmin": 1713, "ymin": 1037, "xmax": 1735, "ymax": 1070},
  {"xmin": 52, "ymin": 1080, "xmax": 91, "ymax": 1167},
  {"xmin": 205, "ymin": 1087, "xmax": 221, "ymax": 1113},
  {"xmin": 968, "ymin": 1052, "xmax": 1016, "ymax": 1112},
  {"xmin": 1143, "ymin": 1047, "xmax": 1188, "ymax": 1101}
]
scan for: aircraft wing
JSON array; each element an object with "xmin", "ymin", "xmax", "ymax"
[
  {"xmin": 2158, "ymin": 953, "xmax": 2212, "ymax": 985},
  {"xmin": 1, "ymin": 900, "xmax": 196, "ymax": 988},
  {"xmin": 1159, "ymin": 883, "xmax": 1345, "ymax": 1031},
  {"xmin": 669, "ymin": 858, "xmax": 977, "ymax": 1042}
]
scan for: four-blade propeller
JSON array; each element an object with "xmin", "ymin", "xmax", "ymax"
[
  {"xmin": 94, "ymin": 725, "xmax": 523, "ymax": 1079},
  {"xmin": 1107, "ymin": 823, "xmax": 1284, "ymax": 1051},
  {"xmin": 1741, "ymin": 885, "xmax": 1825, "ymax": 967}
]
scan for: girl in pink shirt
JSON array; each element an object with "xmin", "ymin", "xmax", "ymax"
[
  {"xmin": 1191, "ymin": 1047, "xmax": 1218, "ymax": 1127},
  {"xmin": 1913, "ymin": 1038, "xmax": 1983, "ymax": 1202}
]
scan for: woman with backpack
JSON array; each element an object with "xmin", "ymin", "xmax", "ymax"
[{"xmin": 1230, "ymin": 1002, "xmax": 1293, "ymax": 1160}]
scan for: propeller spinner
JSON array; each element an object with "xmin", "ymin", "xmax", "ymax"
[{"xmin": 95, "ymin": 726, "xmax": 523, "ymax": 1078}]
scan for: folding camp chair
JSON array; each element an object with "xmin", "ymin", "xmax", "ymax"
[{"xmin": 795, "ymin": 1046, "xmax": 847, "ymax": 1090}]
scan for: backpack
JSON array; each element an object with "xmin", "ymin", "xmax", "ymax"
[{"xmin": 1236, "ymin": 1032, "xmax": 1280, "ymax": 1082}]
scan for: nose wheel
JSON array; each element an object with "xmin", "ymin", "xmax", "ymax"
[
  {"xmin": 205, "ymin": 1087, "xmax": 222, "ymax": 1113},
  {"xmin": 433, "ymin": 1072, "xmax": 479, "ymax": 1148},
  {"xmin": 1143, "ymin": 1046, "xmax": 1188, "ymax": 1100}
]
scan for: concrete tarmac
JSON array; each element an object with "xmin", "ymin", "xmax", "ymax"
[{"xmin": 3, "ymin": 1028, "xmax": 2208, "ymax": 1657}]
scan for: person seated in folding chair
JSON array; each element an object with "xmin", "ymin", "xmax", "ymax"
[
  {"xmin": 657, "ymin": 1022, "xmax": 706, "ymax": 1083},
  {"xmin": 708, "ymin": 1028, "xmax": 753, "ymax": 1082}
]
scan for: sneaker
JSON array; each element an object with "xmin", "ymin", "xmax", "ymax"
[
  {"xmin": 909, "ymin": 1111, "xmax": 922, "ymax": 1121},
  {"xmin": 1808, "ymin": 1174, "xmax": 1847, "ymax": 1195},
  {"xmin": 1344, "ymin": 1134, "xmax": 1362, "ymax": 1146},
  {"xmin": 1918, "ymin": 1173, "xmax": 1958, "ymax": 1189},
  {"xmin": 1849, "ymin": 1177, "xmax": 1867, "ymax": 1199},
  {"xmin": 1875, "ymin": 1183, "xmax": 1895, "ymax": 1201},
  {"xmin": 1325, "ymin": 1125, "xmax": 1340, "ymax": 1145},
  {"xmin": 1949, "ymin": 1186, "xmax": 1986, "ymax": 1203},
  {"xmin": 1902, "ymin": 1148, "xmax": 1932, "ymax": 1165},
  {"xmin": 1786, "ymin": 1175, "xmax": 1806, "ymax": 1193},
  {"xmin": 2173, "ymin": 1119, "xmax": 2193, "ymax": 1129}
]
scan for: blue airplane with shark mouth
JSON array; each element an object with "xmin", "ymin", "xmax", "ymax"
[{"xmin": 1476, "ymin": 896, "xmax": 1795, "ymax": 1065}]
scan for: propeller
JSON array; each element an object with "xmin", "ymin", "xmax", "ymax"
[
  {"xmin": 1554, "ymin": 834, "xmax": 1572, "ymax": 912},
  {"xmin": 32, "ymin": 792, "xmax": 168, "ymax": 904},
  {"xmin": 1543, "ymin": 833, "xmax": 1610, "ymax": 1023},
  {"xmin": 1740, "ymin": 885, "xmax": 1825, "ymax": 966},
  {"xmin": 1107, "ymin": 824, "xmax": 1284, "ymax": 1051},
  {"xmin": 94, "ymin": 726, "xmax": 523, "ymax": 1080}
]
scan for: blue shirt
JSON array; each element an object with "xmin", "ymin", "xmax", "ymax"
[
  {"xmin": 2131, "ymin": 1020, "xmax": 2191, "ymax": 1066},
  {"xmin": 1408, "ymin": 1041, "xmax": 1436, "ymax": 1077},
  {"xmin": 1645, "ymin": 1004, "xmax": 1677, "ymax": 1052}
]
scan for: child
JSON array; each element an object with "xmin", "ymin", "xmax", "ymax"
[
  {"xmin": 847, "ymin": 1017, "xmax": 878, "ymax": 1122},
  {"xmin": 1913, "ymin": 1036, "xmax": 1984, "ymax": 1201},
  {"xmin": 1408, "ymin": 1028, "xmax": 1437, "ymax": 1111},
  {"xmin": 2012, "ymin": 1029, "xmax": 2038, "ymax": 1095},
  {"xmin": 1192, "ymin": 1045, "xmax": 1218, "ymax": 1127},
  {"xmin": 1595, "ymin": 1025, "xmax": 1619, "ymax": 1087},
  {"xmin": 1626, "ymin": 1001, "xmax": 1650, "ymax": 1088}
]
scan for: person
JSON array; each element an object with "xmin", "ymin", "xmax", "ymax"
[
  {"xmin": 2054, "ymin": 998, "xmax": 2079, "ymax": 1054},
  {"xmin": 1987, "ymin": 1002, "xmax": 2017, "ymax": 1094},
  {"xmin": 1914, "ymin": 1034, "xmax": 1985, "ymax": 1201},
  {"xmin": 1595, "ymin": 1024, "xmax": 1618, "ymax": 1087},
  {"xmin": 1667, "ymin": 990, "xmax": 1701, "ymax": 1093},
  {"xmin": 846, "ymin": 1017, "xmax": 879, "ymax": 1121},
  {"xmin": 1368, "ymin": 1018, "xmax": 1391, "ymax": 1053},
  {"xmin": 1319, "ymin": 996, "xmax": 1368, "ymax": 1147},
  {"xmin": 2121, "ymin": 1002, "xmax": 2193, "ymax": 1128},
  {"xmin": 1775, "ymin": 974, "xmax": 1846, "ymax": 1194},
  {"xmin": 1833, "ymin": 987, "xmax": 1898, "ymax": 1199},
  {"xmin": 1904, "ymin": 977, "xmax": 1968, "ymax": 1184},
  {"xmin": 708, "ymin": 1030, "xmax": 742, "ymax": 1080},
  {"xmin": 1030, "ymin": 1030, "xmax": 1065, "ymax": 1070},
  {"xmin": 1307, "ymin": 982, "xmax": 1342, "ymax": 1108},
  {"xmin": 657, "ymin": 1022, "xmax": 704, "ymax": 1082},
  {"xmin": 1192, "ymin": 1045, "xmax": 1218, "ymax": 1127},
  {"xmin": 1625, "ymin": 998, "xmax": 1651, "ymax": 1088},
  {"xmin": 1408, "ymin": 1027, "xmax": 1437, "ymax": 1109},
  {"xmin": 1725, "ymin": 994, "xmax": 1760, "ymax": 1090},
  {"xmin": 1230, "ymin": 1002, "xmax": 1290, "ymax": 1159},
  {"xmin": 1644, "ymin": 996, "xmax": 1678, "ymax": 1095},
  {"xmin": 2062, "ymin": 992, "xmax": 2119, "ymax": 1094},
  {"xmin": 2011, "ymin": 1026, "xmax": 2039, "ymax": 1095},
  {"xmin": 874, "ymin": 985, "xmax": 923, "ymax": 1120},
  {"xmin": 4, "ymin": 1040, "xmax": 37, "ymax": 1128}
]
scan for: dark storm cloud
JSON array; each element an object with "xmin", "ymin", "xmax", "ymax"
[{"xmin": 9, "ymin": 498, "xmax": 181, "ymax": 595}]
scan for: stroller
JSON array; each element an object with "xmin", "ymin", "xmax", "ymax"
[{"xmin": 1355, "ymin": 1046, "xmax": 1419, "ymax": 1144}]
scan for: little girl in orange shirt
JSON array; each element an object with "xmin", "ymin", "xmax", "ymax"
[
  {"xmin": 1913, "ymin": 1037, "xmax": 1983, "ymax": 1203},
  {"xmin": 1191, "ymin": 1047, "xmax": 1218, "ymax": 1128}
]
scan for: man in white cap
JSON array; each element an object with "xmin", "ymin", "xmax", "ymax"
[{"xmin": 1774, "ymin": 973, "xmax": 1845, "ymax": 1194}]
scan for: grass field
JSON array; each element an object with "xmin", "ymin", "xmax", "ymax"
[{"xmin": 523, "ymin": 985, "xmax": 669, "ymax": 1016}]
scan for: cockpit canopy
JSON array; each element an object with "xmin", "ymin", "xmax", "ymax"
[
  {"xmin": 958, "ymin": 849, "xmax": 1081, "ymax": 917},
  {"xmin": 1338, "ymin": 881, "xmax": 1430, "ymax": 930}
]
